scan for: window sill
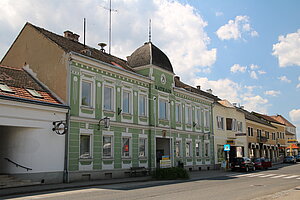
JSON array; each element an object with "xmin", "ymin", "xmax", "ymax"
[
  {"xmin": 139, "ymin": 116, "xmax": 148, "ymax": 119},
  {"xmin": 80, "ymin": 106, "xmax": 94, "ymax": 110},
  {"xmin": 79, "ymin": 157, "xmax": 93, "ymax": 161},
  {"xmin": 122, "ymin": 157, "xmax": 132, "ymax": 160},
  {"xmin": 103, "ymin": 110, "xmax": 115, "ymax": 114},
  {"xmin": 122, "ymin": 113, "xmax": 132, "ymax": 117}
]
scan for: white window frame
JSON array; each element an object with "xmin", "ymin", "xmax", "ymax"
[
  {"xmin": 138, "ymin": 93, "xmax": 147, "ymax": 117},
  {"xmin": 138, "ymin": 136, "xmax": 148, "ymax": 158},
  {"xmin": 79, "ymin": 129, "xmax": 93, "ymax": 159},
  {"xmin": 122, "ymin": 89, "xmax": 132, "ymax": 114},
  {"xmin": 121, "ymin": 137, "xmax": 131, "ymax": 158},
  {"xmin": 195, "ymin": 140, "xmax": 202, "ymax": 157},
  {"xmin": 185, "ymin": 139, "xmax": 192, "ymax": 157},
  {"xmin": 204, "ymin": 141, "xmax": 210, "ymax": 157},
  {"xmin": 80, "ymin": 75, "xmax": 94, "ymax": 108},
  {"xmin": 158, "ymin": 97, "xmax": 169, "ymax": 120},
  {"xmin": 175, "ymin": 103, "xmax": 181, "ymax": 123},
  {"xmin": 103, "ymin": 132, "xmax": 114, "ymax": 159},
  {"xmin": 175, "ymin": 139, "xmax": 182, "ymax": 157},
  {"xmin": 103, "ymin": 84, "xmax": 114, "ymax": 112},
  {"xmin": 204, "ymin": 109, "xmax": 210, "ymax": 129},
  {"xmin": 216, "ymin": 116, "xmax": 224, "ymax": 130},
  {"xmin": 196, "ymin": 108, "xmax": 202, "ymax": 127},
  {"xmin": 237, "ymin": 121, "xmax": 243, "ymax": 132},
  {"xmin": 185, "ymin": 105, "xmax": 192, "ymax": 125}
]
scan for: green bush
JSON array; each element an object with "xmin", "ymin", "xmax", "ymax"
[{"xmin": 152, "ymin": 167, "xmax": 190, "ymax": 180}]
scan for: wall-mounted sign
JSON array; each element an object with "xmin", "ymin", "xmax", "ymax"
[
  {"xmin": 224, "ymin": 144, "xmax": 230, "ymax": 151},
  {"xmin": 161, "ymin": 74, "xmax": 166, "ymax": 84},
  {"xmin": 235, "ymin": 133, "xmax": 246, "ymax": 136},
  {"xmin": 52, "ymin": 121, "xmax": 67, "ymax": 135},
  {"xmin": 155, "ymin": 85, "xmax": 171, "ymax": 93},
  {"xmin": 226, "ymin": 140, "xmax": 235, "ymax": 145},
  {"xmin": 162, "ymin": 130, "xmax": 167, "ymax": 138}
]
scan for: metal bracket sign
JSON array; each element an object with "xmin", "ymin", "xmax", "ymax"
[{"xmin": 224, "ymin": 144, "xmax": 230, "ymax": 151}]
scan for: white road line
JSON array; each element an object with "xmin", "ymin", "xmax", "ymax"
[
  {"xmin": 270, "ymin": 174, "xmax": 289, "ymax": 178},
  {"xmin": 284, "ymin": 175, "xmax": 300, "ymax": 179},
  {"xmin": 246, "ymin": 174, "xmax": 265, "ymax": 177},
  {"xmin": 259, "ymin": 174, "xmax": 277, "ymax": 178},
  {"xmin": 229, "ymin": 173, "xmax": 252, "ymax": 177}
]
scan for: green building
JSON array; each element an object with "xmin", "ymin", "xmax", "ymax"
[{"xmin": 1, "ymin": 23, "xmax": 218, "ymax": 182}]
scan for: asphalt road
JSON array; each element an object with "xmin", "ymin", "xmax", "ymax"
[{"xmin": 4, "ymin": 163, "xmax": 300, "ymax": 200}]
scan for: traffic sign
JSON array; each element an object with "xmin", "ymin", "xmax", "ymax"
[{"xmin": 224, "ymin": 144, "xmax": 230, "ymax": 151}]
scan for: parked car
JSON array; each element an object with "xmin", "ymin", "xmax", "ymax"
[
  {"xmin": 283, "ymin": 156, "xmax": 296, "ymax": 164},
  {"xmin": 231, "ymin": 157, "xmax": 255, "ymax": 172},
  {"xmin": 295, "ymin": 155, "xmax": 300, "ymax": 162},
  {"xmin": 252, "ymin": 157, "xmax": 272, "ymax": 170}
]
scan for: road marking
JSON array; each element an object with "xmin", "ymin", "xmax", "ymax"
[
  {"xmin": 258, "ymin": 174, "xmax": 277, "ymax": 178},
  {"xmin": 246, "ymin": 174, "xmax": 265, "ymax": 177},
  {"xmin": 283, "ymin": 175, "xmax": 299, "ymax": 179},
  {"xmin": 270, "ymin": 174, "xmax": 288, "ymax": 178}
]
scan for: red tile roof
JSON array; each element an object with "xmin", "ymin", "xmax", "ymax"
[
  {"xmin": 270, "ymin": 115, "xmax": 296, "ymax": 128},
  {"xmin": 0, "ymin": 65, "xmax": 63, "ymax": 105}
]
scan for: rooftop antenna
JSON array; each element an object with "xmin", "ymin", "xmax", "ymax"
[
  {"xmin": 149, "ymin": 19, "xmax": 152, "ymax": 43},
  {"xmin": 101, "ymin": 0, "xmax": 117, "ymax": 54},
  {"xmin": 83, "ymin": 18, "xmax": 86, "ymax": 47}
]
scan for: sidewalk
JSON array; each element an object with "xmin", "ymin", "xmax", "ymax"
[{"xmin": 0, "ymin": 169, "xmax": 227, "ymax": 197}]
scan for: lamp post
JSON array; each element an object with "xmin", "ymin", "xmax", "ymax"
[{"xmin": 98, "ymin": 116, "xmax": 110, "ymax": 130}]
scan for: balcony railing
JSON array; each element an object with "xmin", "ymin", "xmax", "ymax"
[{"xmin": 257, "ymin": 136, "xmax": 268, "ymax": 143}]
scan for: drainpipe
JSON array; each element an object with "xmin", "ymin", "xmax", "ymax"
[{"xmin": 64, "ymin": 110, "xmax": 70, "ymax": 183}]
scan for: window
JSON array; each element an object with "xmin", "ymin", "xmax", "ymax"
[
  {"xmin": 27, "ymin": 89, "xmax": 43, "ymax": 98},
  {"xmin": 216, "ymin": 116, "xmax": 224, "ymax": 130},
  {"xmin": 185, "ymin": 106, "xmax": 192, "ymax": 125},
  {"xmin": 226, "ymin": 118, "xmax": 237, "ymax": 131},
  {"xmin": 80, "ymin": 135, "xmax": 91, "ymax": 159},
  {"xmin": 175, "ymin": 140, "xmax": 181, "ymax": 157},
  {"xmin": 81, "ymin": 81, "xmax": 92, "ymax": 106},
  {"xmin": 204, "ymin": 142, "xmax": 210, "ymax": 157},
  {"xmin": 196, "ymin": 109, "xmax": 201, "ymax": 126},
  {"xmin": 103, "ymin": 135, "xmax": 113, "ymax": 158},
  {"xmin": 204, "ymin": 110, "xmax": 210, "ymax": 128},
  {"xmin": 159, "ymin": 99, "xmax": 168, "ymax": 120},
  {"xmin": 139, "ymin": 138, "xmax": 147, "ymax": 157},
  {"xmin": 186, "ymin": 141, "xmax": 192, "ymax": 157},
  {"xmin": 265, "ymin": 131, "xmax": 270, "ymax": 139},
  {"xmin": 237, "ymin": 121, "xmax": 243, "ymax": 132},
  {"xmin": 175, "ymin": 104, "xmax": 181, "ymax": 122},
  {"xmin": 0, "ymin": 83, "xmax": 14, "ymax": 93},
  {"xmin": 104, "ymin": 86, "xmax": 113, "ymax": 111},
  {"xmin": 248, "ymin": 127, "xmax": 254, "ymax": 136},
  {"xmin": 257, "ymin": 129, "xmax": 262, "ymax": 137},
  {"xmin": 122, "ymin": 137, "xmax": 131, "ymax": 157},
  {"xmin": 195, "ymin": 141, "xmax": 201, "ymax": 157},
  {"xmin": 122, "ymin": 90, "xmax": 131, "ymax": 114},
  {"xmin": 139, "ymin": 95, "xmax": 147, "ymax": 116},
  {"xmin": 272, "ymin": 132, "xmax": 276, "ymax": 140}
]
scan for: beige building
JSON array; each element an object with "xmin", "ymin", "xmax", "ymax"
[{"xmin": 213, "ymin": 100, "xmax": 247, "ymax": 166}]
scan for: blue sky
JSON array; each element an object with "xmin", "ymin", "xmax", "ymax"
[{"xmin": 0, "ymin": 0, "xmax": 299, "ymax": 138}]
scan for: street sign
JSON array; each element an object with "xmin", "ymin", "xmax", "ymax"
[{"xmin": 224, "ymin": 144, "xmax": 230, "ymax": 151}]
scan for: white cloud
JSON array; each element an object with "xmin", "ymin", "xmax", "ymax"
[
  {"xmin": 0, "ymin": 0, "xmax": 217, "ymax": 82},
  {"xmin": 230, "ymin": 64, "xmax": 246, "ymax": 73},
  {"xmin": 278, "ymin": 75, "xmax": 291, "ymax": 83},
  {"xmin": 250, "ymin": 71, "xmax": 258, "ymax": 79},
  {"xmin": 298, "ymin": 76, "xmax": 300, "ymax": 81},
  {"xmin": 192, "ymin": 77, "xmax": 269, "ymax": 113},
  {"xmin": 250, "ymin": 64, "xmax": 260, "ymax": 70},
  {"xmin": 272, "ymin": 29, "xmax": 300, "ymax": 67},
  {"xmin": 216, "ymin": 15, "xmax": 258, "ymax": 40},
  {"xmin": 215, "ymin": 11, "xmax": 223, "ymax": 17},
  {"xmin": 297, "ymin": 83, "xmax": 300, "ymax": 89},
  {"xmin": 258, "ymin": 70, "xmax": 266, "ymax": 75},
  {"xmin": 265, "ymin": 90, "xmax": 281, "ymax": 96},
  {"xmin": 289, "ymin": 109, "xmax": 300, "ymax": 122}
]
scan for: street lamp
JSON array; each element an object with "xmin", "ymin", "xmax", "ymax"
[{"xmin": 98, "ymin": 116, "xmax": 110, "ymax": 130}]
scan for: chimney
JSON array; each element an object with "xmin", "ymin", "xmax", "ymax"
[
  {"xmin": 64, "ymin": 30, "xmax": 79, "ymax": 42},
  {"xmin": 240, "ymin": 105, "xmax": 244, "ymax": 109},
  {"xmin": 196, "ymin": 85, "xmax": 201, "ymax": 90},
  {"xmin": 232, "ymin": 103, "xmax": 237, "ymax": 107},
  {"xmin": 174, "ymin": 76, "xmax": 180, "ymax": 81},
  {"xmin": 206, "ymin": 89, "xmax": 212, "ymax": 94},
  {"xmin": 98, "ymin": 43, "xmax": 107, "ymax": 53}
]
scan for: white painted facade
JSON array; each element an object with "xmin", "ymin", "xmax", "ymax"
[{"xmin": 0, "ymin": 98, "xmax": 68, "ymax": 183}]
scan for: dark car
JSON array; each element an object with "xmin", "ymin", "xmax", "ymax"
[
  {"xmin": 295, "ymin": 155, "xmax": 300, "ymax": 162},
  {"xmin": 252, "ymin": 158, "xmax": 272, "ymax": 170},
  {"xmin": 283, "ymin": 156, "xmax": 296, "ymax": 164},
  {"xmin": 231, "ymin": 157, "xmax": 255, "ymax": 172}
]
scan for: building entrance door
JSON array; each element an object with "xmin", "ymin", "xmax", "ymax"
[{"xmin": 156, "ymin": 138, "xmax": 171, "ymax": 168}]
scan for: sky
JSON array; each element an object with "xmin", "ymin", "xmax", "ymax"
[{"xmin": 0, "ymin": 0, "xmax": 299, "ymax": 139}]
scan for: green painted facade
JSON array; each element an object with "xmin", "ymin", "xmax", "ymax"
[{"xmin": 68, "ymin": 57, "xmax": 215, "ymax": 179}]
